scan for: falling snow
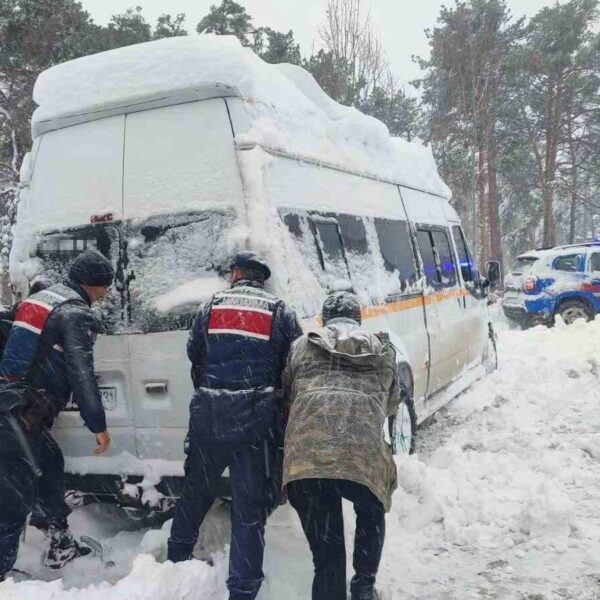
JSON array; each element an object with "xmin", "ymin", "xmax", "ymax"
[{"xmin": 2, "ymin": 316, "xmax": 600, "ymax": 599}]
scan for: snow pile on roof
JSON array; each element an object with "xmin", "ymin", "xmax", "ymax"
[{"xmin": 32, "ymin": 35, "xmax": 450, "ymax": 198}]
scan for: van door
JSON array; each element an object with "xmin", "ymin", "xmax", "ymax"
[
  {"xmin": 124, "ymin": 212, "xmax": 234, "ymax": 461},
  {"xmin": 35, "ymin": 223, "xmax": 137, "ymax": 458},
  {"xmin": 450, "ymin": 224, "xmax": 488, "ymax": 364},
  {"xmin": 371, "ymin": 217, "xmax": 430, "ymax": 405},
  {"xmin": 121, "ymin": 98, "xmax": 245, "ymax": 461},
  {"xmin": 415, "ymin": 226, "xmax": 468, "ymax": 393}
]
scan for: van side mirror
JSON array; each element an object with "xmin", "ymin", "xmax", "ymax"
[{"xmin": 486, "ymin": 261, "xmax": 501, "ymax": 288}]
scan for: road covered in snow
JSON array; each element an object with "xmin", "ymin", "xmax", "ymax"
[{"xmin": 2, "ymin": 317, "xmax": 600, "ymax": 600}]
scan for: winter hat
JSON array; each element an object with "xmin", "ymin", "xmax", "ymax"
[
  {"xmin": 322, "ymin": 291, "xmax": 362, "ymax": 325},
  {"xmin": 69, "ymin": 250, "xmax": 114, "ymax": 287},
  {"xmin": 231, "ymin": 251, "xmax": 271, "ymax": 281}
]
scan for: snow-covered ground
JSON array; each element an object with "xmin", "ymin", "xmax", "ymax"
[{"xmin": 2, "ymin": 317, "xmax": 600, "ymax": 600}]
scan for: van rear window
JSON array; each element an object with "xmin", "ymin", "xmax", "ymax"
[
  {"xmin": 127, "ymin": 212, "xmax": 233, "ymax": 333},
  {"xmin": 36, "ymin": 224, "xmax": 123, "ymax": 333}
]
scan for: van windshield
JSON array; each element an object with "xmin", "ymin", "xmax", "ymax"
[
  {"xmin": 126, "ymin": 211, "xmax": 233, "ymax": 333},
  {"xmin": 510, "ymin": 257, "xmax": 538, "ymax": 276}
]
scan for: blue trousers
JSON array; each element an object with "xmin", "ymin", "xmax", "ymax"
[
  {"xmin": 0, "ymin": 416, "xmax": 70, "ymax": 579},
  {"xmin": 168, "ymin": 439, "xmax": 281, "ymax": 600}
]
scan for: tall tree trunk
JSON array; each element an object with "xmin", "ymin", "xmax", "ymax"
[
  {"xmin": 542, "ymin": 79, "xmax": 560, "ymax": 247},
  {"xmin": 486, "ymin": 128, "xmax": 502, "ymax": 270},
  {"xmin": 566, "ymin": 92, "xmax": 577, "ymax": 245},
  {"xmin": 568, "ymin": 164, "xmax": 577, "ymax": 244},
  {"xmin": 477, "ymin": 143, "xmax": 488, "ymax": 265}
]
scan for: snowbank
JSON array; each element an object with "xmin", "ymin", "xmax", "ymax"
[
  {"xmin": 32, "ymin": 36, "xmax": 450, "ymax": 199},
  {"xmin": 5, "ymin": 319, "xmax": 600, "ymax": 598}
]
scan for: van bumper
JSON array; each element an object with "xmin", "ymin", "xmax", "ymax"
[{"xmin": 64, "ymin": 472, "xmax": 231, "ymax": 508}]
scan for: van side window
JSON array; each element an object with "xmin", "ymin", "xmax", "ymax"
[
  {"xmin": 374, "ymin": 218, "xmax": 417, "ymax": 290},
  {"xmin": 451, "ymin": 225, "xmax": 475, "ymax": 282},
  {"xmin": 311, "ymin": 217, "xmax": 352, "ymax": 287},
  {"xmin": 590, "ymin": 253, "xmax": 600, "ymax": 273},
  {"xmin": 432, "ymin": 230, "xmax": 457, "ymax": 286},
  {"xmin": 416, "ymin": 230, "xmax": 439, "ymax": 286},
  {"xmin": 337, "ymin": 214, "xmax": 383, "ymax": 302},
  {"xmin": 282, "ymin": 211, "xmax": 386, "ymax": 303},
  {"xmin": 281, "ymin": 211, "xmax": 337, "ymax": 293},
  {"xmin": 338, "ymin": 214, "xmax": 368, "ymax": 255},
  {"xmin": 283, "ymin": 213, "xmax": 302, "ymax": 238}
]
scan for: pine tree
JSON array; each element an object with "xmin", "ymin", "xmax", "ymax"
[{"xmin": 196, "ymin": 0, "xmax": 253, "ymax": 45}]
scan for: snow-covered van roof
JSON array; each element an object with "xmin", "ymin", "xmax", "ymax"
[{"xmin": 32, "ymin": 36, "xmax": 450, "ymax": 199}]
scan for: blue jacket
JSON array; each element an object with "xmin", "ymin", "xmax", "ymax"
[
  {"xmin": 187, "ymin": 280, "xmax": 302, "ymax": 444},
  {"xmin": 0, "ymin": 281, "xmax": 107, "ymax": 434}
]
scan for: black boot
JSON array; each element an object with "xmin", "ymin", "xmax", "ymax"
[
  {"xmin": 1, "ymin": 568, "xmax": 32, "ymax": 582},
  {"xmin": 43, "ymin": 527, "xmax": 92, "ymax": 569}
]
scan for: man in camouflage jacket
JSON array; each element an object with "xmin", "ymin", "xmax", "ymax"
[{"xmin": 282, "ymin": 291, "xmax": 400, "ymax": 600}]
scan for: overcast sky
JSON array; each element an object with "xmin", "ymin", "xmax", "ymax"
[{"xmin": 79, "ymin": 0, "xmax": 558, "ymax": 87}]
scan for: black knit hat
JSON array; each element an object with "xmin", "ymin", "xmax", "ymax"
[
  {"xmin": 231, "ymin": 251, "xmax": 271, "ymax": 281},
  {"xmin": 69, "ymin": 250, "xmax": 114, "ymax": 287},
  {"xmin": 322, "ymin": 291, "xmax": 362, "ymax": 325}
]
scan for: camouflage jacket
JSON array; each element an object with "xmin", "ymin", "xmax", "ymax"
[{"xmin": 282, "ymin": 319, "xmax": 400, "ymax": 511}]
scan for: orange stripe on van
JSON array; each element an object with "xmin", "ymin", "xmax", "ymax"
[
  {"xmin": 303, "ymin": 288, "xmax": 470, "ymax": 329},
  {"xmin": 360, "ymin": 288, "xmax": 468, "ymax": 321},
  {"xmin": 361, "ymin": 296, "xmax": 423, "ymax": 319}
]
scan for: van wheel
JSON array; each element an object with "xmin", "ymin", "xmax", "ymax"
[
  {"xmin": 556, "ymin": 299, "xmax": 592, "ymax": 325},
  {"xmin": 396, "ymin": 365, "xmax": 417, "ymax": 455},
  {"xmin": 482, "ymin": 325, "xmax": 498, "ymax": 374}
]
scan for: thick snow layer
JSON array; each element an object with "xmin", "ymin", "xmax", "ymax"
[
  {"xmin": 32, "ymin": 36, "xmax": 450, "ymax": 199},
  {"xmin": 3, "ymin": 317, "xmax": 600, "ymax": 599},
  {"xmin": 153, "ymin": 277, "xmax": 229, "ymax": 313}
]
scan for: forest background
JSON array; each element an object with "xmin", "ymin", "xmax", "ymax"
[{"xmin": 0, "ymin": 0, "xmax": 599, "ymax": 275}]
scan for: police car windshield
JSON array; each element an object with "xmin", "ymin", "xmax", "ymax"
[{"xmin": 510, "ymin": 257, "xmax": 538, "ymax": 276}]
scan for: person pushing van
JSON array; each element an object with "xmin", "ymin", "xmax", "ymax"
[
  {"xmin": 167, "ymin": 251, "xmax": 302, "ymax": 600},
  {"xmin": 282, "ymin": 291, "xmax": 400, "ymax": 600},
  {"xmin": 0, "ymin": 250, "xmax": 114, "ymax": 580}
]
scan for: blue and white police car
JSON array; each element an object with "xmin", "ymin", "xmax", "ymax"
[{"xmin": 502, "ymin": 241, "xmax": 600, "ymax": 327}]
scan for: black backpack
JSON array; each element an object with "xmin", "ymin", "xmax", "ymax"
[{"xmin": 0, "ymin": 305, "xmax": 17, "ymax": 359}]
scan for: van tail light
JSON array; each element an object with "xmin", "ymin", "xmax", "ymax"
[{"xmin": 523, "ymin": 277, "xmax": 538, "ymax": 294}]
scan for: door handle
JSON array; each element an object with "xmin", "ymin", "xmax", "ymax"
[{"xmin": 145, "ymin": 382, "xmax": 168, "ymax": 395}]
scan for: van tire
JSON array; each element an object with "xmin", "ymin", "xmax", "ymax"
[
  {"xmin": 555, "ymin": 299, "xmax": 593, "ymax": 325},
  {"xmin": 397, "ymin": 364, "xmax": 417, "ymax": 455}
]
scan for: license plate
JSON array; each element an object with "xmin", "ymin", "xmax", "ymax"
[
  {"xmin": 99, "ymin": 386, "xmax": 117, "ymax": 411},
  {"xmin": 505, "ymin": 291, "xmax": 518, "ymax": 300}
]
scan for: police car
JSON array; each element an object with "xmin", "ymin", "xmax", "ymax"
[{"xmin": 502, "ymin": 241, "xmax": 600, "ymax": 327}]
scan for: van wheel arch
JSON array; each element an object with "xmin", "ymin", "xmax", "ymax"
[{"xmin": 395, "ymin": 362, "xmax": 417, "ymax": 455}]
